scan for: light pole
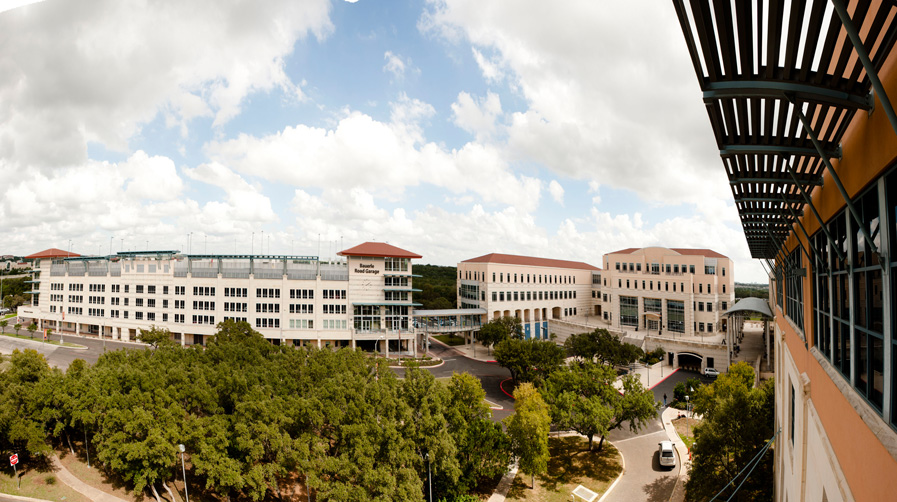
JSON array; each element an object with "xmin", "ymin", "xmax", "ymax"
[
  {"xmin": 85, "ymin": 426, "xmax": 90, "ymax": 468},
  {"xmin": 685, "ymin": 394, "xmax": 690, "ymax": 439},
  {"xmin": 425, "ymin": 452, "xmax": 432, "ymax": 502},
  {"xmin": 178, "ymin": 444, "xmax": 189, "ymax": 502}
]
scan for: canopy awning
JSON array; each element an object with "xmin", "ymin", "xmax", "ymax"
[{"xmin": 723, "ymin": 297, "xmax": 774, "ymax": 319}]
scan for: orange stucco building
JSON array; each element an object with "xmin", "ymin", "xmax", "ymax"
[{"xmin": 675, "ymin": 1, "xmax": 897, "ymax": 500}]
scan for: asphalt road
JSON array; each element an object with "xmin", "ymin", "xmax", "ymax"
[
  {"xmin": 603, "ymin": 369, "xmax": 715, "ymax": 502},
  {"xmin": 0, "ymin": 331, "xmax": 142, "ymax": 369}
]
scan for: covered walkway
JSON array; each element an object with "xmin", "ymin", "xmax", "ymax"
[{"xmin": 722, "ymin": 297, "xmax": 773, "ymax": 372}]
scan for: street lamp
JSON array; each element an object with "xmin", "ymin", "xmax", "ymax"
[
  {"xmin": 685, "ymin": 394, "xmax": 690, "ymax": 439},
  {"xmin": 178, "ymin": 444, "xmax": 189, "ymax": 502}
]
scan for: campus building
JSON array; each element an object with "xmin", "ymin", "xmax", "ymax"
[
  {"xmin": 17, "ymin": 242, "xmax": 423, "ymax": 354},
  {"xmin": 455, "ymin": 253, "xmax": 602, "ymax": 339},
  {"xmin": 600, "ymin": 247, "xmax": 735, "ymax": 337},
  {"xmin": 675, "ymin": 0, "xmax": 897, "ymax": 499}
]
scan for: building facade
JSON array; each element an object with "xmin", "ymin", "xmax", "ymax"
[
  {"xmin": 675, "ymin": 0, "xmax": 897, "ymax": 499},
  {"xmin": 455, "ymin": 253, "xmax": 601, "ymax": 339},
  {"xmin": 600, "ymin": 247, "xmax": 735, "ymax": 338},
  {"xmin": 18, "ymin": 242, "xmax": 422, "ymax": 354}
]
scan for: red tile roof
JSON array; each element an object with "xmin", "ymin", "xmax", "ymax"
[
  {"xmin": 461, "ymin": 253, "xmax": 601, "ymax": 271},
  {"xmin": 24, "ymin": 248, "xmax": 81, "ymax": 259},
  {"xmin": 338, "ymin": 242, "xmax": 422, "ymax": 259},
  {"xmin": 604, "ymin": 247, "xmax": 728, "ymax": 259}
]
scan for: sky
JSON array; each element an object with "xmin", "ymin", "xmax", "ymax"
[{"xmin": 0, "ymin": 0, "xmax": 768, "ymax": 283}]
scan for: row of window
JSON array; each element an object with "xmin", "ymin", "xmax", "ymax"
[
  {"xmin": 483, "ymin": 271, "xmax": 577, "ymax": 285},
  {"xmin": 789, "ymin": 168, "xmax": 895, "ymax": 430},
  {"xmin": 612, "ymin": 261, "xmax": 726, "ymax": 276},
  {"xmin": 490, "ymin": 290, "xmax": 577, "ymax": 302},
  {"xmin": 613, "ymin": 277, "xmax": 726, "ymax": 294}
]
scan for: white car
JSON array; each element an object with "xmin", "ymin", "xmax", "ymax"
[
  {"xmin": 703, "ymin": 367, "xmax": 721, "ymax": 377},
  {"xmin": 658, "ymin": 441, "xmax": 676, "ymax": 468}
]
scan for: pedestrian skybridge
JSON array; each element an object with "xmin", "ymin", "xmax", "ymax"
[{"xmin": 413, "ymin": 308, "xmax": 486, "ymax": 333}]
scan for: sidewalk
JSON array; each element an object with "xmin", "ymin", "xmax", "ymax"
[
  {"xmin": 427, "ymin": 336, "xmax": 497, "ymax": 363},
  {"xmin": 50, "ymin": 455, "xmax": 130, "ymax": 502},
  {"xmin": 660, "ymin": 407, "xmax": 689, "ymax": 502},
  {"xmin": 612, "ymin": 361, "xmax": 678, "ymax": 392}
]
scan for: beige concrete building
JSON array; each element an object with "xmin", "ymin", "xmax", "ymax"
[
  {"xmin": 17, "ymin": 242, "xmax": 423, "ymax": 354},
  {"xmin": 600, "ymin": 247, "xmax": 735, "ymax": 338},
  {"xmin": 456, "ymin": 253, "xmax": 602, "ymax": 339}
]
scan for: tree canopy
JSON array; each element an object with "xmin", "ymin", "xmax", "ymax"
[
  {"xmin": 685, "ymin": 362, "xmax": 774, "ymax": 502},
  {"xmin": 504, "ymin": 382, "xmax": 550, "ymax": 489},
  {"xmin": 493, "ymin": 338, "xmax": 565, "ymax": 386},
  {"xmin": 563, "ymin": 328, "xmax": 642, "ymax": 366},
  {"xmin": 0, "ymin": 320, "xmax": 511, "ymax": 501},
  {"xmin": 541, "ymin": 362, "xmax": 658, "ymax": 452}
]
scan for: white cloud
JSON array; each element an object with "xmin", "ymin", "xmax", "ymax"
[
  {"xmin": 383, "ymin": 51, "xmax": 408, "ymax": 80},
  {"xmin": 0, "ymin": 0, "xmax": 333, "ymax": 169},
  {"xmin": 587, "ymin": 180, "xmax": 601, "ymax": 205},
  {"xmin": 451, "ymin": 91, "xmax": 502, "ymax": 139},
  {"xmin": 205, "ymin": 97, "xmax": 543, "ymax": 212},
  {"xmin": 421, "ymin": 0, "xmax": 728, "ymax": 208},
  {"xmin": 548, "ymin": 180, "xmax": 564, "ymax": 205},
  {"xmin": 471, "ymin": 48, "xmax": 504, "ymax": 83}
]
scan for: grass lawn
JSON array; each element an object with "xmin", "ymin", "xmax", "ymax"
[
  {"xmin": 434, "ymin": 334, "xmax": 467, "ymax": 346},
  {"xmin": 0, "ymin": 460, "xmax": 92, "ymax": 502},
  {"xmin": 673, "ymin": 417, "xmax": 700, "ymax": 449},
  {"xmin": 506, "ymin": 435, "xmax": 622, "ymax": 502}
]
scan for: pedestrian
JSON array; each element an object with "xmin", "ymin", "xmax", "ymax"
[{"xmin": 663, "ymin": 393, "xmax": 667, "ymax": 406}]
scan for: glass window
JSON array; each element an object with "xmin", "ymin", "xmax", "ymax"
[{"xmin": 619, "ymin": 296, "xmax": 638, "ymax": 327}]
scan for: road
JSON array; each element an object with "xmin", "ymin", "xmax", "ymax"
[
  {"xmin": 0, "ymin": 331, "xmax": 142, "ymax": 369},
  {"xmin": 603, "ymin": 368, "xmax": 715, "ymax": 502}
]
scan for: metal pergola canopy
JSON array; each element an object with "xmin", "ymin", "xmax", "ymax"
[{"xmin": 674, "ymin": 0, "xmax": 897, "ymax": 258}]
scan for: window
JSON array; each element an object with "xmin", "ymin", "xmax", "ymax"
[
  {"xmin": 147, "ymin": 285, "xmax": 156, "ymax": 294},
  {"xmin": 175, "ymin": 286, "xmax": 185, "ymax": 295},
  {"xmin": 784, "ymin": 248, "xmax": 804, "ymax": 333},
  {"xmin": 255, "ymin": 303, "xmax": 280, "ymax": 313},
  {"xmin": 256, "ymin": 288, "xmax": 280, "ymax": 298},
  {"xmin": 619, "ymin": 296, "xmax": 638, "ymax": 327},
  {"xmin": 705, "ymin": 265, "xmax": 715, "ymax": 275},
  {"xmin": 255, "ymin": 318, "xmax": 280, "ymax": 328},
  {"xmin": 135, "ymin": 298, "xmax": 144, "ymax": 307},
  {"xmin": 289, "ymin": 289, "xmax": 313, "ymax": 299},
  {"xmin": 163, "ymin": 286, "xmax": 169, "ymax": 295},
  {"xmin": 289, "ymin": 304, "xmax": 313, "ymax": 314},
  {"xmin": 698, "ymin": 302, "xmax": 704, "ymax": 312},
  {"xmin": 384, "ymin": 257, "xmax": 409, "ymax": 272},
  {"xmin": 666, "ymin": 300, "xmax": 685, "ymax": 333},
  {"xmin": 853, "ymin": 187, "xmax": 883, "ymax": 409},
  {"xmin": 689, "ymin": 265, "xmax": 695, "ymax": 274},
  {"xmin": 147, "ymin": 299, "xmax": 156, "ymax": 308},
  {"xmin": 194, "ymin": 286, "xmax": 216, "ymax": 296},
  {"xmin": 136, "ymin": 285, "xmax": 144, "ymax": 294}
]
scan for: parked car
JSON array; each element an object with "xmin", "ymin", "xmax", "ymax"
[
  {"xmin": 703, "ymin": 367, "xmax": 721, "ymax": 377},
  {"xmin": 658, "ymin": 440, "xmax": 676, "ymax": 468}
]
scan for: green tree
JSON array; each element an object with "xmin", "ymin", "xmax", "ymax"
[
  {"xmin": 399, "ymin": 367, "xmax": 461, "ymax": 500},
  {"xmin": 27, "ymin": 322, "xmax": 37, "ymax": 340},
  {"xmin": 444, "ymin": 372, "xmax": 511, "ymax": 495},
  {"xmin": 504, "ymin": 383, "xmax": 550, "ymax": 489},
  {"xmin": 0, "ymin": 349, "xmax": 55, "ymax": 457},
  {"xmin": 0, "ymin": 319, "xmax": 7, "ymax": 333},
  {"xmin": 563, "ymin": 328, "xmax": 643, "ymax": 366},
  {"xmin": 3, "ymin": 294, "xmax": 27, "ymax": 309},
  {"xmin": 494, "ymin": 339, "xmax": 565, "ymax": 386},
  {"xmin": 477, "ymin": 321, "xmax": 507, "ymax": 353},
  {"xmin": 13, "ymin": 322, "xmax": 21, "ymax": 336},
  {"xmin": 137, "ymin": 326, "xmax": 176, "ymax": 349},
  {"xmin": 685, "ymin": 363, "xmax": 774, "ymax": 502},
  {"xmin": 542, "ymin": 363, "xmax": 615, "ymax": 451}
]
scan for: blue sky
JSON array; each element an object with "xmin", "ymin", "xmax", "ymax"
[{"xmin": 0, "ymin": 0, "xmax": 767, "ymax": 282}]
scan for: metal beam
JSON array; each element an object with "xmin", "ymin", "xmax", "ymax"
[
  {"xmin": 703, "ymin": 80, "xmax": 872, "ymax": 110},
  {"xmin": 737, "ymin": 195, "xmax": 805, "ymax": 203},
  {"xmin": 781, "ymin": 194, "xmax": 827, "ymax": 272},
  {"xmin": 831, "ymin": 0, "xmax": 897, "ymax": 141},
  {"xmin": 789, "ymin": 96, "xmax": 886, "ymax": 266},
  {"xmin": 721, "ymin": 144, "xmax": 839, "ymax": 158},
  {"xmin": 729, "ymin": 176, "xmax": 823, "ymax": 186},
  {"xmin": 775, "ymin": 197, "xmax": 816, "ymax": 269},
  {"xmin": 783, "ymin": 160, "xmax": 845, "ymax": 262}
]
